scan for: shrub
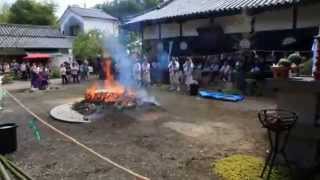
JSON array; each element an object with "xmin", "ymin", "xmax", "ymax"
[
  {"xmin": 213, "ymin": 154, "xmax": 289, "ymax": 180},
  {"xmin": 1, "ymin": 74, "xmax": 14, "ymax": 84},
  {"xmin": 50, "ymin": 66, "xmax": 60, "ymax": 79},
  {"xmin": 288, "ymin": 53, "xmax": 303, "ymax": 65},
  {"xmin": 299, "ymin": 59, "xmax": 312, "ymax": 75},
  {"xmin": 277, "ymin": 58, "xmax": 291, "ymax": 68}
]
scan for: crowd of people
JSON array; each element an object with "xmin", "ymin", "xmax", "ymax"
[
  {"xmin": 30, "ymin": 63, "xmax": 50, "ymax": 90},
  {"xmin": 0, "ymin": 60, "xmax": 51, "ymax": 90},
  {"xmin": 132, "ymin": 57, "xmax": 152, "ymax": 87},
  {"xmin": 0, "ymin": 51, "xmax": 271, "ymax": 93},
  {"xmin": 131, "ymin": 55, "xmax": 197, "ymax": 91},
  {"xmin": 59, "ymin": 60, "xmax": 91, "ymax": 85},
  {"xmin": 0, "ymin": 60, "xmax": 35, "ymax": 80},
  {"xmin": 129, "ymin": 52, "xmax": 269, "ymax": 93},
  {"xmin": 0, "ymin": 59, "xmax": 94, "ymax": 90}
]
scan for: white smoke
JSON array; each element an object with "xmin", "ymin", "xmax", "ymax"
[
  {"xmin": 103, "ymin": 35, "xmax": 160, "ymax": 106},
  {"xmin": 103, "ymin": 36, "xmax": 134, "ymax": 87}
]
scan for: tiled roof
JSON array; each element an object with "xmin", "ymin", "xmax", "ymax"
[
  {"xmin": 127, "ymin": 0, "xmax": 302, "ymax": 24},
  {"xmin": 0, "ymin": 24, "xmax": 73, "ymax": 49},
  {"xmin": 69, "ymin": 6, "xmax": 118, "ymax": 21}
]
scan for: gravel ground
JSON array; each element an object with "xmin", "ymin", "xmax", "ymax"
[{"xmin": 0, "ymin": 81, "xmax": 275, "ymax": 180}]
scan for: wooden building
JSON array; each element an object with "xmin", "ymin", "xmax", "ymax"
[
  {"xmin": 124, "ymin": 0, "xmax": 320, "ymax": 57},
  {"xmin": 0, "ymin": 24, "xmax": 73, "ymax": 66}
]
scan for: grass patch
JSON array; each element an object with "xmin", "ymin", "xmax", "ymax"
[
  {"xmin": 50, "ymin": 66, "xmax": 60, "ymax": 79},
  {"xmin": 213, "ymin": 154, "xmax": 290, "ymax": 180},
  {"xmin": 222, "ymin": 88, "xmax": 242, "ymax": 95}
]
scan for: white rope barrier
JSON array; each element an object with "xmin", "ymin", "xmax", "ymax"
[{"xmin": 5, "ymin": 89, "xmax": 150, "ymax": 180}]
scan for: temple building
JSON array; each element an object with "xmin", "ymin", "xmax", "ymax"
[{"xmin": 124, "ymin": 0, "xmax": 320, "ymax": 57}]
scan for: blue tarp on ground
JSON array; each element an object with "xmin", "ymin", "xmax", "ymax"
[{"xmin": 199, "ymin": 91, "xmax": 244, "ymax": 102}]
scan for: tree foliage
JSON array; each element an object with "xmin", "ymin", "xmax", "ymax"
[
  {"xmin": 0, "ymin": 2, "xmax": 10, "ymax": 23},
  {"xmin": 143, "ymin": 0, "xmax": 162, "ymax": 10},
  {"xmin": 96, "ymin": 0, "xmax": 161, "ymax": 19},
  {"xmin": 7, "ymin": 0, "xmax": 57, "ymax": 25},
  {"xmin": 72, "ymin": 30, "xmax": 104, "ymax": 60}
]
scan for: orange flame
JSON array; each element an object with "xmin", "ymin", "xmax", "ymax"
[{"xmin": 85, "ymin": 58, "xmax": 136, "ymax": 106}]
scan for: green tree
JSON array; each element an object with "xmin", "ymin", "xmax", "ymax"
[
  {"xmin": 96, "ymin": 1, "xmax": 142, "ymax": 19},
  {"xmin": 72, "ymin": 30, "xmax": 104, "ymax": 60},
  {"xmin": 8, "ymin": 0, "xmax": 57, "ymax": 25},
  {"xmin": 96, "ymin": 0, "xmax": 161, "ymax": 19},
  {"xmin": 143, "ymin": 0, "xmax": 161, "ymax": 10},
  {"xmin": 0, "ymin": 2, "xmax": 10, "ymax": 23}
]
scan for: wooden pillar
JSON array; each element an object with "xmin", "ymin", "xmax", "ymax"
[
  {"xmin": 158, "ymin": 23, "xmax": 162, "ymax": 40},
  {"xmin": 179, "ymin": 22, "xmax": 183, "ymax": 38},
  {"xmin": 293, "ymin": 5, "xmax": 298, "ymax": 29},
  {"xmin": 140, "ymin": 23, "xmax": 144, "ymax": 55},
  {"xmin": 250, "ymin": 16, "xmax": 256, "ymax": 33}
]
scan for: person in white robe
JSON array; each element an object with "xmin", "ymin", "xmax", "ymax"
[
  {"xmin": 133, "ymin": 59, "xmax": 142, "ymax": 87},
  {"xmin": 168, "ymin": 58, "xmax": 180, "ymax": 91},
  {"xmin": 183, "ymin": 57, "xmax": 194, "ymax": 89},
  {"xmin": 142, "ymin": 59, "xmax": 151, "ymax": 87}
]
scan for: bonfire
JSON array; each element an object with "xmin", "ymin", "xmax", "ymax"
[{"xmin": 85, "ymin": 57, "xmax": 137, "ymax": 108}]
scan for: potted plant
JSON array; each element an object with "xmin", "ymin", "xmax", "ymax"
[
  {"xmin": 288, "ymin": 52, "xmax": 303, "ymax": 76},
  {"xmin": 271, "ymin": 58, "xmax": 291, "ymax": 79}
]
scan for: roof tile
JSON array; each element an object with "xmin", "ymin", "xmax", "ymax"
[
  {"xmin": 70, "ymin": 7, "xmax": 118, "ymax": 21},
  {"xmin": 0, "ymin": 24, "xmax": 73, "ymax": 49},
  {"xmin": 127, "ymin": 0, "xmax": 301, "ymax": 24}
]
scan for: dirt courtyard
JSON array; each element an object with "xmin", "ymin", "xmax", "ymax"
[{"xmin": 1, "ymin": 81, "xmax": 275, "ymax": 180}]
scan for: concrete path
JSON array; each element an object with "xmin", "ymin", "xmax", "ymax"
[
  {"xmin": 2, "ymin": 79, "xmax": 61, "ymax": 91},
  {"xmin": 2, "ymin": 76, "xmax": 98, "ymax": 91}
]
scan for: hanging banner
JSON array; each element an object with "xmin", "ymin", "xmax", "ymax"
[{"xmin": 312, "ymin": 38, "xmax": 318, "ymax": 75}]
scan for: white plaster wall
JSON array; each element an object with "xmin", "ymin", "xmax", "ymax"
[
  {"xmin": 143, "ymin": 25, "xmax": 159, "ymax": 40},
  {"xmin": 215, "ymin": 14, "xmax": 251, "ymax": 33},
  {"xmin": 161, "ymin": 23, "xmax": 180, "ymax": 38},
  {"xmin": 297, "ymin": 3, "xmax": 320, "ymax": 28},
  {"xmin": 255, "ymin": 8, "xmax": 293, "ymax": 31},
  {"xmin": 182, "ymin": 18, "xmax": 210, "ymax": 36},
  {"xmin": 60, "ymin": 11, "xmax": 84, "ymax": 34},
  {"xmin": 83, "ymin": 18, "xmax": 119, "ymax": 37}
]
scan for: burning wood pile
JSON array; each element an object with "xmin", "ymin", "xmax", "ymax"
[
  {"xmin": 84, "ymin": 58, "xmax": 142, "ymax": 108},
  {"xmin": 85, "ymin": 85, "xmax": 137, "ymax": 108}
]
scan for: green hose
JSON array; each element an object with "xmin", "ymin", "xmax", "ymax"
[
  {"xmin": 0, "ymin": 156, "xmax": 33, "ymax": 180},
  {"xmin": 6, "ymin": 160, "xmax": 32, "ymax": 180},
  {"xmin": 0, "ymin": 161, "xmax": 11, "ymax": 180}
]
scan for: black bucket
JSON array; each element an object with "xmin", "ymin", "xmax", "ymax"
[
  {"xmin": 190, "ymin": 84, "xmax": 199, "ymax": 96},
  {"xmin": 0, "ymin": 123, "xmax": 18, "ymax": 155}
]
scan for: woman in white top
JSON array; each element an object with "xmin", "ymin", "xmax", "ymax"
[
  {"xmin": 71, "ymin": 62, "xmax": 79, "ymax": 83},
  {"xmin": 168, "ymin": 58, "xmax": 180, "ymax": 90},
  {"xmin": 60, "ymin": 64, "xmax": 67, "ymax": 84},
  {"xmin": 133, "ymin": 59, "xmax": 142, "ymax": 87},
  {"xmin": 219, "ymin": 61, "xmax": 231, "ymax": 81},
  {"xmin": 3, "ymin": 63, "xmax": 10, "ymax": 74},
  {"xmin": 183, "ymin": 57, "xmax": 194, "ymax": 88},
  {"xmin": 141, "ymin": 59, "xmax": 151, "ymax": 87}
]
